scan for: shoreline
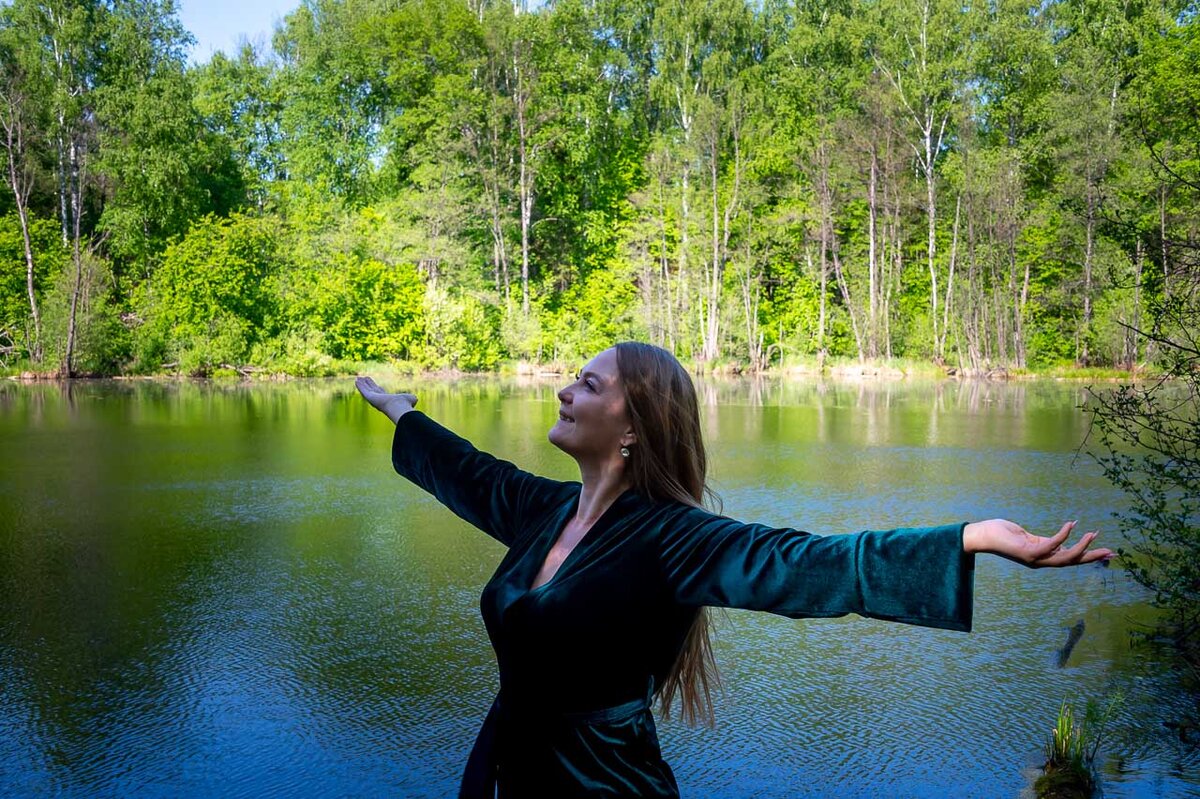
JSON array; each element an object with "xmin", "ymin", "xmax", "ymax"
[{"xmin": 3, "ymin": 359, "xmax": 1156, "ymax": 383}]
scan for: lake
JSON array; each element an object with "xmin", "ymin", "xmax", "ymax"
[{"xmin": 1, "ymin": 377, "xmax": 1197, "ymax": 798}]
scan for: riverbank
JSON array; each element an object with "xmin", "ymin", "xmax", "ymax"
[{"xmin": 1, "ymin": 352, "xmax": 1158, "ymax": 383}]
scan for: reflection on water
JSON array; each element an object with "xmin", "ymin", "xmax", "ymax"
[{"xmin": 0, "ymin": 377, "xmax": 1196, "ymax": 798}]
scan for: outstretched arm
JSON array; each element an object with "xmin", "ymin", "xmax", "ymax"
[
  {"xmin": 658, "ymin": 512, "xmax": 977, "ymax": 631},
  {"xmin": 356, "ymin": 377, "xmax": 570, "ymax": 547},
  {"xmin": 658, "ymin": 511, "xmax": 1114, "ymax": 633}
]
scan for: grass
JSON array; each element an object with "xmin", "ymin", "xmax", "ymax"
[
  {"xmin": 1034, "ymin": 692, "xmax": 1125, "ymax": 799},
  {"xmin": 0, "ymin": 356, "xmax": 60, "ymax": 379},
  {"xmin": 759, "ymin": 354, "xmax": 946, "ymax": 379},
  {"xmin": 1009, "ymin": 363, "xmax": 1160, "ymax": 381}
]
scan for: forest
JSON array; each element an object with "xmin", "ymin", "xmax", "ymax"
[{"xmin": 0, "ymin": 0, "xmax": 1197, "ymax": 377}]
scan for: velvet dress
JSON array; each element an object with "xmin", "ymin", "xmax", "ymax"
[{"xmin": 389, "ymin": 411, "xmax": 976, "ymax": 798}]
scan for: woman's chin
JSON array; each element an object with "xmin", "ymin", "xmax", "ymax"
[{"xmin": 548, "ymin": 421, "xmax": 579, "ymax": 451}]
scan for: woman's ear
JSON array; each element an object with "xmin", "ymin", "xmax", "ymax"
[{"xmin": 621, "ymin": 429, "xmax": 637, "ymax": 447}]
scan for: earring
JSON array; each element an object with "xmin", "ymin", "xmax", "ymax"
[{"xmin": 620, "ymin": 446, "xmax": 630, "ymax": 458}]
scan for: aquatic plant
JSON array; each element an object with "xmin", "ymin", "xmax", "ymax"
[
  {"xmin": 1044, "ymin": 702, "xmax": 1090, "ymax": 776},
  {"xmin": 1035, "ymin": 691, "xmax": 1125, "ymax": 799}
]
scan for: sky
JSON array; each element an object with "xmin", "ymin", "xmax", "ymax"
[{"xmin": 176, "ymin": 0, "xmax": 301, "ymax": 63}]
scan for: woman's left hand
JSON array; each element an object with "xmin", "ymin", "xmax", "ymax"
[{"xmin": 962, "ymin": 519, "xmax": 1115, "ymax": 568}]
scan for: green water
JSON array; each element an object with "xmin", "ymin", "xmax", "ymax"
[{"xmin": 0, "ymin": 377, "xmax": 1196, "ymax": 798}]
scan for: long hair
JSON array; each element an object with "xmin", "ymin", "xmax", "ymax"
[{"xmin": 614, "ymin": 341, "xmax": 722, "ymax": 728}]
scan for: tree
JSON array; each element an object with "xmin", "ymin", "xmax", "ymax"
[
  {"xmin": 966, "ymin": 0, "xmax": 1058, "ymax": 369},
  {"xmin": 1086, "ymin": 8, "xmax": 1200, "ymax": 677},
  {"xmin": 300, "ymin": 253, "xmax": 426, "ymax": 362},
  {"xmin": 0, "ymin": 37, "xmax": 45, "ymax": 361},
  {"xmin": 645, "ymin": 0, "xmax": 760, "ymax": 361},
  {"xmin": 0, "ymin": 212, "xmax": 63, "ymax": 362},
  {"xmin": 869, "ymin": 0, "xmax": 975, "ymax": 362},
  {"xmin": 96, "ymin": 0, "xmax": 244, "ymax": 280},
  {"xmin": 1087, "ymin": 294, "xmax": 1200, "ymax": 667},
  {"xmin": 774, "ymin": 0, "xmax": 861, "ymax": 358},
  {"xmin": 1048, "ymin": 0, "xmax": 1141, "ymax": 366},
  {"xmin": 192, "ymin": 44, "xmax": 285, "ymax": 209},
  {"xmin": 23, "ymin": 0, "xmax": 102, "ymax": 377},
  {"xmin": 273, "ymin": 0, "xmax": 392, "ymax": 203}
]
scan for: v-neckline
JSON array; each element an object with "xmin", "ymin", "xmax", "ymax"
[{"xmin": 527, "ymin": 486, "xmax": 633, "ymax": 594}]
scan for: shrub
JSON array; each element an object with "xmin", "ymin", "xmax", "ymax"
[
  {"xmin": 138, "ymin": 213, "xmax": 279, "ymax": 369},
  {"xmin": 1086, "ymin": 292, "xmax": 1200, "ymax": 665}
]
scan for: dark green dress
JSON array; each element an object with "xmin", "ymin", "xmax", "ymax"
[{"xmin": 390, "ymin": 411, "xmax": 975, "ymax": 798}]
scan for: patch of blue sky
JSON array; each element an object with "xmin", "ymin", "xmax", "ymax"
[{"xmin": 176, "ymin": 0, "xmax": 300, "ymax": 64}]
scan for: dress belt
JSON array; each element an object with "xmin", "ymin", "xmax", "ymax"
[{"xmin": 457, "ymin": 677, "xmax": 656, "ymax": 799}]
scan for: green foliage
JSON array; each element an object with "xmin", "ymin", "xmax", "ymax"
[
  {"xmin": 424, "ymin": 287, "xmax": 503, "ymax": 371},
  {"xmin": 499, "ymin": 300, "xmax": 542, "ymax": 362},
  {"xmin": 191, "ymin": 45, "xmax": 283, "ymax": 205},
  {"xmin": 174, "ymin": 313, "xmax": 251, "ymax": 377},
  {"xmin": 299, "ymin": 254, "xmax": 426, "ymax": 362},
  {"xmin": 1132, "ymin": 19, "xmax": 1200, "ymax": 192},
  {"xmin": 94, "ymin": 0, "xmax": 244, "ymax": 272},
  {"xmin": 272, "ymin": 0, "xmax": 391, "ymax": 203},
  {"xmin": 761, "ymin": 264, "xmax": 824, "ymax": 357},
  {"xmin": 540, "ymin": 261, "xmax": 642, "ymax": 364},
  {"xmin": 0, "ymin": 213, "xmax": 62, "ymax": 358},
  {"xmin": 1088, "ymin": 334, "xmax": 1200, "ymax": 653},
  {"xmin": 41, "ymin": 251, "xmax": 128, "ymax": 375},
  {"xmin": 137, "ymin": 213, "xmax": 278, "ymax": 373},
  {"xmin": 1089, "ymin": 281, "xmax": 1140, "ymax": 366},
  {"xmin": 0, "ymin": 0, "xmax": 1198, "ymax": 377},
  {"xmin": 1045, "ymin": 700, "xmax": 1090, "ymax": 775},
  {"xmin": 1019, "ymin": 206, "xmax": 1078, "ymax": 368}
]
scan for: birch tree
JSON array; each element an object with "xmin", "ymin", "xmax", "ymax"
[
  {"xmin": 870, "ymin": 0, "xmax": 973, "ymax": 362},
  {"xmin": 0, "ymin": 41, "xmax": 44, "ymax": 361}
]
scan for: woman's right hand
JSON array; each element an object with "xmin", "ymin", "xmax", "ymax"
[{"xmin": 355, "ymin": 376, "xmax": 418, "ymax": 424}]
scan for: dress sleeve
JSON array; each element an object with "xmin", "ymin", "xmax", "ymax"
[
  {"xmin": 390, "ymin": 410, "xmax": 568, "ymax": 547},
  {"xmin": 657, "ymin": 507, "xmax": 975, "ymax": 632}
]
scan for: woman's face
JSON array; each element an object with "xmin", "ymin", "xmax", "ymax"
[{"xmin": 548, "ymin": 348, "xmax": 635, "ymax": 461}]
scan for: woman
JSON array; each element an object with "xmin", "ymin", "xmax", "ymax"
[{"xmin": 355, "ymin": 342, "xmax": 1113, "ymax": 798}]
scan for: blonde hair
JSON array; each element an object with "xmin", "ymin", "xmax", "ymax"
[{"xmin": 614, "ymin": 341, "xmax": 722, "ymax": 727}]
